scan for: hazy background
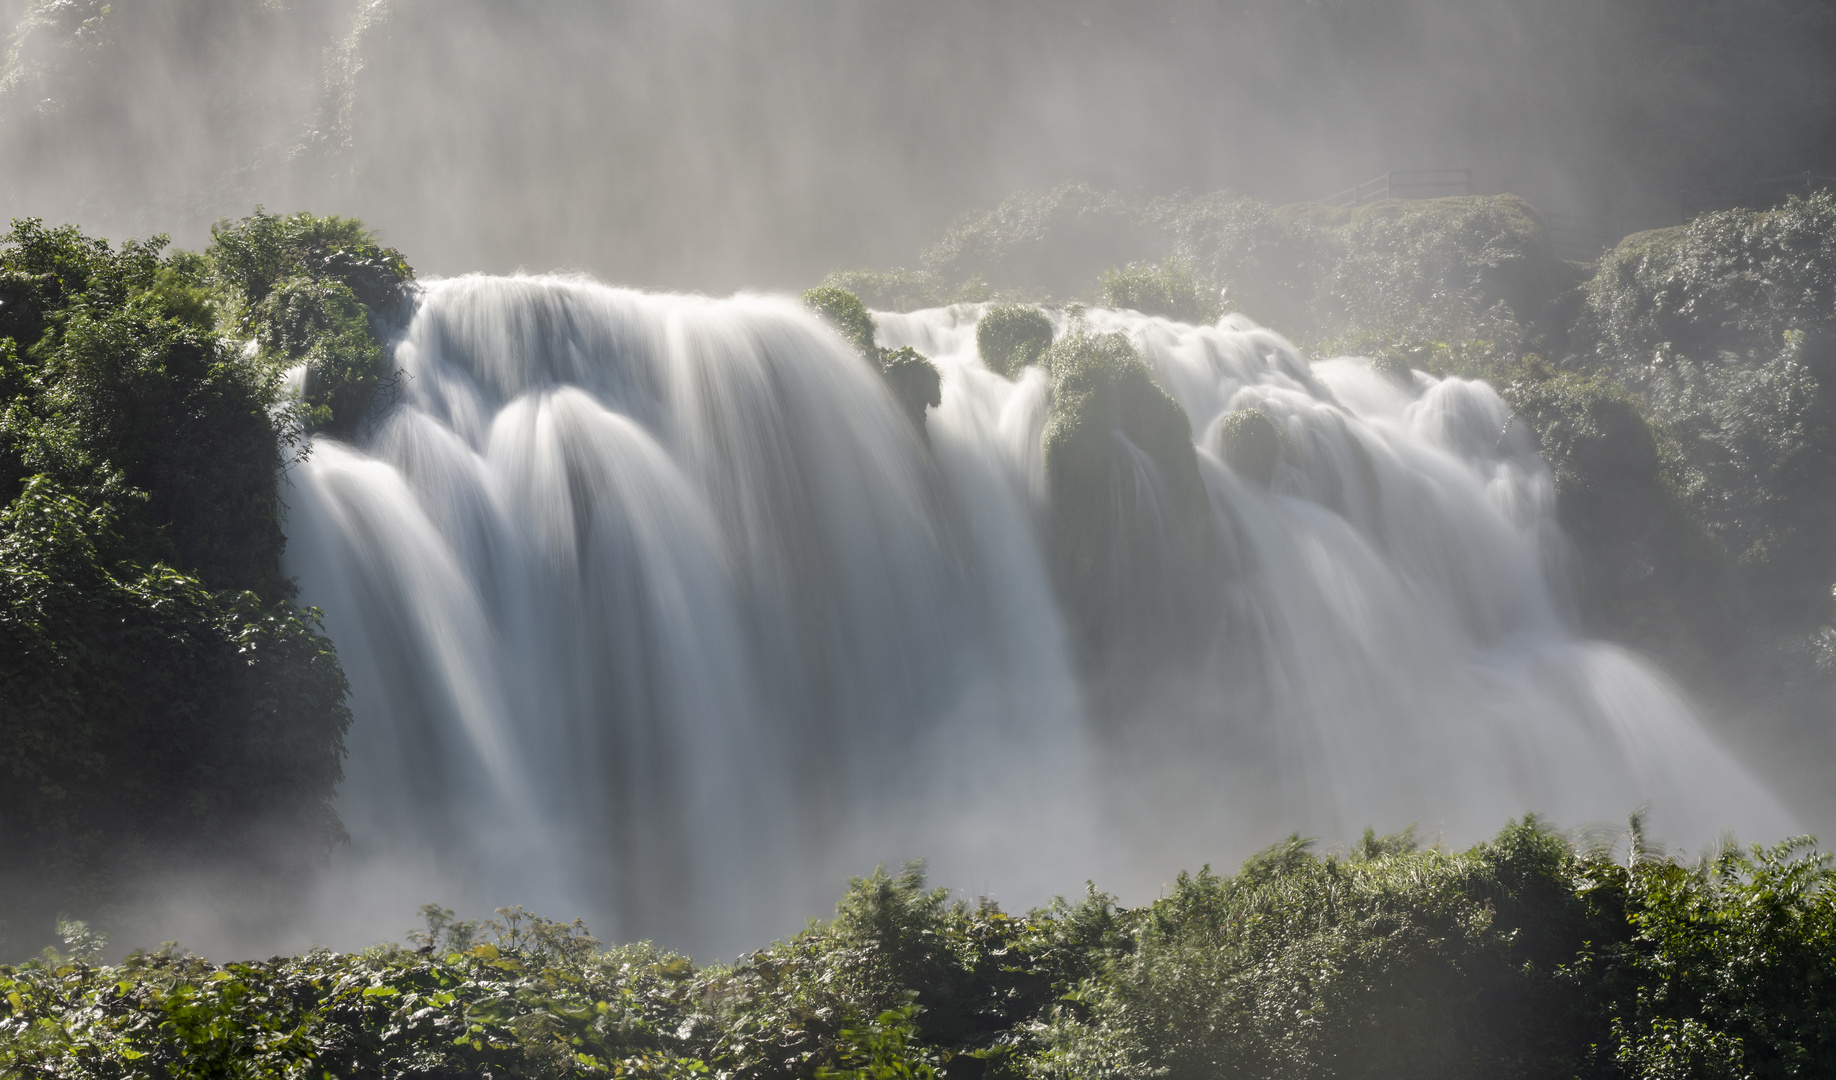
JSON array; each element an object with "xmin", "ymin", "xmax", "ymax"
[{"xmin": 1, "ymin": 0, "xmax": 1832, "ymax": 291}]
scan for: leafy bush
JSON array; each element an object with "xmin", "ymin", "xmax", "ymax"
[
  {"xmin": 208, "ymin": 207, "xmax": 414, "ymax": 434},
  {"xmin": 1583, "ymin": 195, "xmax": 1836, "ymax": 628},
  {"xmin": 975, "ymin": 304, "xmax": 1055, "ymax": 379},
  {"xmin": 1098, "ymin": 259, "xmax": 1219, "ymax": 325},
  {"xmin": 803, "ymin": 285, "xmax": 880, "ymax": 360},
  {"xmin": 922, "ymin": 183, "xmax": 1159, "ymax": 301},
  {"xmin": 820, "ymin": 269, "xmax": 947, "ymax": 313},
  {"xmin": 0, "ymin": 477, "xmax": 350, "ymax": 958},
  {"xmin": 7, "ymin": 820, "xmax": 1834, "ymax": 1080},
  {"xmin": 0, "ymin": 217, "xmax": 355, "ymax": 954}
]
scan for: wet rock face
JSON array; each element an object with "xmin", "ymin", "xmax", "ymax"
[
  {"xmin": 1217, "ymin": 408, "xmax": 1286, "ymax": 488},
  {"xmin": 1041, "ymin": 328, "xmax": 1216, "ymax": 715}
]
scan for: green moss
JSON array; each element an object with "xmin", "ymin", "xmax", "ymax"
[
  {"xmin": 975, "ymin": 304, "xmax": 1054, "ymax": 378},
  {"xmin": 1216, "ymin": 408, "xmax": 1287, "ymax": 487},
  {"xmin": 802, "ymin": 284, "xmax": 880, "ymax": 360},
  {"xmin": 804, "ymin": 285, "xmax": 941, "ymax": 431},
  {"xmin": 879, "ymin": 345, "xmax": 941, "ymax": 430}
]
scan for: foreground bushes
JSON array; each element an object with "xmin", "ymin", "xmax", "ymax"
[{"xmin": 5, "ymin": 819, "xmax": 1834, "ymax": 1079}]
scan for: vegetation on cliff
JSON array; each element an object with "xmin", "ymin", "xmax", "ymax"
[{"xmin": 0, "ymin": 212, "xmax": 398, "ymax": 955}]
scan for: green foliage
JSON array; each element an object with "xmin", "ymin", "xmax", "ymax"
[
  {"xmin": 208, "ymin": 207, "xmax": 413, "ymax": 435},
  {"xmin": 819, "ymin": 270, "xmax": 947, "ymax": 314},
  {"xmin": 975, "ymin": 304, "xmax": 1055, "ymax": 379},
  {"xmin": 0, "ymin": 219, "xmax": 284, "ymax": 594},
  {"xmin": 803, "ymin": 285, "xmax": 881, "ymax": 361},
  {"xmin": 0, "ymin": 216, "xmax": 358, "ymax": 954},
  {"xmin": 803, "ymin": 286, "xmax": 942, "ymax": 432},
  {"xmin": 1215, "ymin": 408, "xmax": 1286, "ymax": 488},
  {"xmin": 9, "ymin": 820, "xmax": 1834, "ymax": 1079},
  {"xmin": 922, "ymin": 183, "xmax": 1158, "ymax": 301},
  {"xmin": 1098, "ymin": 259, "xmax": 1219, "ymax": 325},
  {"xmin": 1583, "ymin": 195, "xmax": 1836, "ymax": 628},
  {"xmin": 0, "ymin": 477, "xmax": 351, "ymax": 953},
  {"xmin": 1314, "ymin": 194, "xmax": 1569, "ymax": 360},
  {"xmin": 1502, "ymin": 368, "xmax": 1715, "ymax": 653}
]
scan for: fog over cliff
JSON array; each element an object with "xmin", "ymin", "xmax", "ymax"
[{"xmin": 2, "ymin": 0, "xmax": 1832, "ymax": 289}]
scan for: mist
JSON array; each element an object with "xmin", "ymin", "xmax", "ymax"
[
  {"xmin": 5, "ymin": 0, "xmax": 1836, "ymax": 966},
  {"xmin": 4, "ymin": 0, "xmax": 1832, "ymax": 290}
]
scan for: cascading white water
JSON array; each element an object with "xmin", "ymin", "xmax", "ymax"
[{"xmin": 283, "ymin": 277, "xmax": 1793, "ymax": 957}]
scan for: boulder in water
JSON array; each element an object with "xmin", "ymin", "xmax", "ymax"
[
  {"xmin": 975, "ymin": 303, "xmax": 1054, "ymax": 378},
  {"xmin": 1217, "ymin": 407, "xmax": 1287, "ymax": 487},
  {"xmin": 1041, "ymin": 327, "xmax": 1214, "ymax": 711}
]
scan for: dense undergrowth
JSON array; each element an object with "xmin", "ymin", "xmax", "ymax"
[
  {"xmin": 5, "ymin": 819, "xmax": 1835, "ymax": 1080},
  {"xmin": 0, "ymin": 211, "xmax": 408, "ymax": 954}
]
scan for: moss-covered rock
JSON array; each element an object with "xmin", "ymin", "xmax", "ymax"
[
  {"xmin": 1042, "ymin": 328, "xmax": 1213, "ymax": 712},
  {"xmin": 880, "ymin": 345, "xmax": 942, "ymax": 430},
  {"xmin": 975, "ymin": 304, "xmax": 1055, "ymax": 378},
  {"xmin": 804, "ymin": 285, "xmax": 943, "ymax": 432},
  {"xmin": 801, "ymin": 284, "xmax": 879, "ymax": 360},
  {"xmin": 1503, "ymin": 370, "xmax": 1715, "ymax": 655},
  {"xmin": 1216, "ymin": 408, "xmax": 1287, "ymax": 487}
]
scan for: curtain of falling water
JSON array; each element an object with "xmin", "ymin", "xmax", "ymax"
[{"xmin": 283, "ymin": 278, "xmax": 1792, "ymax": 957}]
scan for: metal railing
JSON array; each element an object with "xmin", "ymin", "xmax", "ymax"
[{"xmin": 1322, "ymin": 169, "xmax": 1474, "ymax": 208}]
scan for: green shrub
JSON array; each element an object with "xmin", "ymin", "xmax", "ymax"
[
  {"xmin": 1098, "ymin": 258, "xmax": 1219, "ymax": 325},
  {"xmin": 1149, "ymin": 191, "xmax": 1325, "ymax": 334},
  {"xmin": 922, "ymin": 182, "xmax": 1158, "ymax": 300},
  {"xmin": 1582, "ymin": 195, "xmax": 1836, "ymax": 629},
  {"xmin": 0, "ymin": 477, "xmax": 350, "ymax": 952},
  {"xmin": 803, "ymin": 284, "xmax": 880, "ymax": 360},
  {"xmin": 1503, "ymin": 369, "xmax": 1717, "ymax": 655},
  {"xmin": 208, "ymin": 208, "xmax": 413, "ymax": 434},
  {"xmin": 0, "ymin": 217, "xmax": 355, "ymax": 954},
  {"xmin": 820, "ymin": 269, "xmax": 946, "ymax": 313},
  {"xmin": 975, "ymin": 304, "xmax": 1055, "ymax": 378},
  {"xmin": 11, "ymin": 819, "xmax": 1833, "ymax": 1080},
  {"xmin": 255, "ymin": 275, "xmax": 386, "ymax": 435}
]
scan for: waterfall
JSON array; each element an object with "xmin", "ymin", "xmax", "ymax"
[{"xmin": 283, "ymin": 277, "xmax": 1792, "ymax": 957}]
